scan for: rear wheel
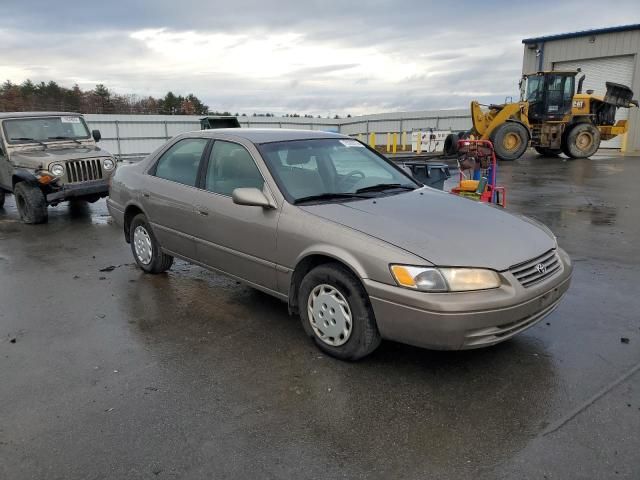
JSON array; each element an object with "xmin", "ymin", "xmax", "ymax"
[
  {"xmin": 491, "ymin": 122, "xmax": 529, "ymax": 161},
  {"xmin": 129, "ymin": 213, "xmax": 173, "ymax": 273},
  {"xmin": 298, "ymin": 263, "xmax": 381, "ymax": 361},
  {"xmin": 562, "ymin": 123, "xmax": 601, "ymax": 158},
  {"xmin": 534, "ymin": 147, "xmax": 562, "ymax": 157},
  {"xmin": 14, "ymin": 182, "xmax": 48, "ymax": 224}
]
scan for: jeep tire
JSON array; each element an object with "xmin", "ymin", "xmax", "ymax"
[{"xmin": 14, "ymin": 182, "xmax": 48, "ymax": 224}]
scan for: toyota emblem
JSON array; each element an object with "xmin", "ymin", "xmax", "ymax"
[{"xmin": 536, "ymin": 263, "xmax": 547, "ymax": 274}]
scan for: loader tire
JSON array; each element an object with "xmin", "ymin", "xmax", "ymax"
[
  {"xmin": 491, "ymin": 123, "xmax": 529, "ymax": 161},
  {"xmin": 443, "ymin": 134, "xmax": 458, "ymax": 155},
  {"xmin": 562, "ymin": 123, "xmax": 601, "ymax": 159}
]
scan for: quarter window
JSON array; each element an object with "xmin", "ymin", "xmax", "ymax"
[
  {"xmin": 205, "ymin": 141, "xmax": 264, "ymax": 196},
  {"xmin": 153, "ymin": 138, "xmax": 208, "ymax": 187}
]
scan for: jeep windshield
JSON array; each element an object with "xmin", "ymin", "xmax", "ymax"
[
  {"xmin": 3, "ymin": 116, "xmax": 91, "ymax": 144},
  {"xmin": 258, "ymin": 138, "xmax": 419, "ymax": 204}
]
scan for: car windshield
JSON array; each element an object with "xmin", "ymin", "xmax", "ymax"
[
  {"xmin": 2, "ymin": 116, "xmax": 91, "ymax": 144},
  {"xmin": 258, "ymin": 138, "xmax": 419, "ymax": 203}
]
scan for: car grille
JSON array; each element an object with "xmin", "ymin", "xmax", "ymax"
[
  {"xmin": 510, "ymin": 249, "xmax": 560, "ymax": 288},
  {"xmin": 65, "ymin": 159, "xmax": 104, "ymax": 183}
]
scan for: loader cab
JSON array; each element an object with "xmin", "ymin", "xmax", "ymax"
[{"xmin": 523, "ymin": 71, "xmax": 577, "ymax": 122}]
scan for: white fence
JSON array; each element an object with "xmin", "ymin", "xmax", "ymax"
[{"xmin": 84, "ymin": 110, "xmax": 473, "ymax": 159}]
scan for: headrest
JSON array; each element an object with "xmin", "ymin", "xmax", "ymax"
[{"xmin": 285, "ymin": 148, "xmax": 313, "ymax": 165}]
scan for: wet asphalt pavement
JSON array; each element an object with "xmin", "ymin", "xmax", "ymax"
[{"xmin": 0, "ymin": 151, "xmax": 639, "ymax": 479}]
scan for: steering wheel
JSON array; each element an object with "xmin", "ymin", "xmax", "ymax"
[{"xmin": 337, "ymin": 170, "xmax": 365, "ymax": 189}]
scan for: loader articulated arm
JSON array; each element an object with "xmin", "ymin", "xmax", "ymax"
[{"xmin": 470, "ymin": 101, "xmax": 528, "ymax": 140}]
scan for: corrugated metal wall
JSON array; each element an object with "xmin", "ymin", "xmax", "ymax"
[
  {"xmin": 85, "ymin": 111, "xmax": 473, "ymax": 158},
  {"xmin": 522, "ymin": 28, "xmax": 640, "ymax": 153}
]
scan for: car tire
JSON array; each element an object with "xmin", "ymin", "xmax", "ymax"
[
  {"xmin": 490, "ymin": 122, "xmax": 529, "ymax": 161},
  {"xmin": 534, "ymin": 147, "xmax": 561, "ymax": 157},
  {"xmin": 14, "ymin": 182, "xmax": 48, "ymax": 224},
  {"xmin": 562, "ymin": 123, "xmax": 601, "ymax": 158},
  {"xmin": 0, "ymin": 191, "xmax": 5, "ymax": 208},
  {"xmin": 129, "ymin": 213, "xmax": 173, "ymax": 274},
  {"xmin": 298, "ymin": 263, "xmax": 381, "ymax": 361}
]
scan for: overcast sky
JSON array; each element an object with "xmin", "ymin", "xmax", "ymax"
[{"xmin": 1, "ymin": 1, "xmax": 638, "ymax": 116}]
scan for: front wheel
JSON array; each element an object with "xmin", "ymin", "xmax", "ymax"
[
  {"xmin": 562, "ymin": 123, "xmax": 601, "ymax": 158},
  {"xmin": 490, "ymin": 122, "xmax": 529, "ymax": 161},
  {"xmin": 298, "ymin": 263, "xmax": 381, "ymax": 360},
  {"xmin": 129, "ymin": 214, "xmax": 173, "ymax": 273},
  {"xmin": 14, "ymin": 182, "xmax": 48, "ymax": 224}
]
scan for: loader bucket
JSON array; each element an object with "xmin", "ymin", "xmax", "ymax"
[{"xmin": 604, "ymin": 82, "xmax": 635, "ymax": 107}]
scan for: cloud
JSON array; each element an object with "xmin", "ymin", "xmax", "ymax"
[{"xmin": 0, "ymin": 0, "xmax": 638, "ymax": 115}]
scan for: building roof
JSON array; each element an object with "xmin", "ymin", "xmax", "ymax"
[
  {"xmin": 193, "ymin": 128, "xmax": 346, "ymax": 144},
  {"xmin": 0, "ymin": 111, "xmax": 80, "ymax": 119},
  {"xmin": 522, "ymin": 24, "xmax": 640, "ymax": 44}
]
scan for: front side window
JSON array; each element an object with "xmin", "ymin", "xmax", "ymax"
[
  {"xmin": 259, "ymin": 138, "xmax": 418, "ymax": 203},
  {"xmin": 526, "ymin": 76, "xmax": 544, "ymax": 103},
  {"xmin": 205, "ymin": 140, "xmax": 264, "ymax": 196},
  {"xmin": 153, "ymin": 138, "xmax": 208, "ymax": 187},
  {"xmin": 3, "ymin": 116, "xmax": 91, "ymax": 144}
]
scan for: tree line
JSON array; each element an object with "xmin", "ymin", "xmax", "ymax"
[
  {"xmin": 0, "ymin": 79, "xmax": 353, "ymax": 118},
  {"xmin": 0, "ymin": 80, "xmax": 210, "ymax": 115}
]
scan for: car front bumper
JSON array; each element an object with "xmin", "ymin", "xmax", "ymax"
[
  {"xmin": 46, "ymin": 179, "xmax": 109, "ymax": 203},
  {"xmin": 364, "ymin": 248, "xmax": 573, "ymax": 350}
]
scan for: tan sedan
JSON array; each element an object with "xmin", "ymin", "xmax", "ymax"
[{"xmin": 107, "ymin": 129, "xmax": 572, "ymax": 360}]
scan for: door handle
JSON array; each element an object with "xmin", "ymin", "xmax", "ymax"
[
  {"xmin": 194, "ymin": 206, "xmax": 209, "ymax": 216},
  {"xmin": 142, "ymin": 190, "xmax": 150, "ymax": 198}
]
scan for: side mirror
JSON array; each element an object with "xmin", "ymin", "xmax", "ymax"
[
  {"xmin": 232, "ymin": 187, "xmax": 272, "ymax": 208},
  {"xmin": 92, "ymin": 129, "xmax": 102, "ymax": 142}
]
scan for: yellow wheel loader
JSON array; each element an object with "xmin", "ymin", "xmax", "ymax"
[{"xmin": 444, "ymin": 71, "xmax": 638, "ymax": 161}]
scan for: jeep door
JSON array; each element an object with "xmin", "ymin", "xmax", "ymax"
[
  {"xmin": 141, "ymin": 137, "xmax": 209, "ymax": 260},
  {"xmin": 189, "ymin": 139, "xmax": 280, "ymax": 292},
  {"xmin": 0, "ymin": 135, "xmax": 10, "ymax": 190}
]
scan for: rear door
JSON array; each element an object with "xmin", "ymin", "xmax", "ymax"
[
  {"xmin": 189, "ymin": 139, "xmax": 280, "ymax": 291},
  {"xmin": 141, "ymin": 137, "xmax": 209, "ymax": 260}
]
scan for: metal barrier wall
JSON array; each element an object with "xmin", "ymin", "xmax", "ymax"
[{"xmin": 84, "ymin": 111, "xmax": 472, "ymax": 159}]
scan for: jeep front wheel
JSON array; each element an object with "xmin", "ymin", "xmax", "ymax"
[{"xmin": 14, "ymin": 182, "xmax": 48, "ymax": 224}]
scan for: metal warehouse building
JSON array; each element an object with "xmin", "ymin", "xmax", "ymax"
[{"xmin": 522, "ymin": 24, "xmax": 640, "ymax": 153}]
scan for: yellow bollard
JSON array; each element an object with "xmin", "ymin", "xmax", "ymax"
[
  {"xmin": 402, "ymin": 131, "xmax": 407, "ymax": 151},
  {"xmin": 392, "ymin": 133, "xmax": 397, "ymax": 154},
  {"xmin": 386, "ymin": 133, "xmax": 391, "ymax": 152},
  {"xmin": 416, "ymin": 131, "xmax": 422, "ymax": 154},
  {"xmin": 369, "ymin": 132, "xmax": 376, "ymax": 148}
]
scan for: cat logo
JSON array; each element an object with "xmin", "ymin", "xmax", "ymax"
[{"xmin": 573, "ymin": 100, "xmax": 585, "ymax": 109}]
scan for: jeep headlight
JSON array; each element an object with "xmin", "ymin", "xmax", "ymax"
[
  {"xmin": 390, "ymin": 265, "xmax": 501, "ymax": 292},
  {"xmin": 50, "ymin": 164, "xmax": 64, "ymax": 177},
  {"xmin": 103, "ymin": 158, "xmax": 115, "ymax": 171}
]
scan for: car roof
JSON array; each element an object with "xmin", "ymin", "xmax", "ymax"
[
  {"xmin": 0, "ymin": 111, "xmax": 81, "ymax": 120},
  {"xmin": 193, "ymin": 128, "xmax": 347, "ymax": 144}
]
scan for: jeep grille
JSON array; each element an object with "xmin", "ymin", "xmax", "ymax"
[{"xmin": 65, "ymin": 160, "xmax": 104, "ymax": 183}]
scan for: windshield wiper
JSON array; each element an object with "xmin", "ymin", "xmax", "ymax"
[
  {"xmin": 48, "ymin": 136, "xmax": 82, "ymax": 145},
  {"xmin": 355, "ymin": 183, "xmax": 416, "ymax": 194},
  {"xmin": 293, "ymin": 192, "xmax": 369, "ymax": 205},
  {"xmin": 13, "ymin": 137, "xmax": 47, "ymax": 148}
]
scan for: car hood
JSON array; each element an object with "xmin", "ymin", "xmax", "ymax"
[
  {"xmin": 299, "ymin": 188, "xmax": 556, "ymax": 271},
  {"xmin": 10, "ymin": 145, "xmax": 112, "ymax": 169}
]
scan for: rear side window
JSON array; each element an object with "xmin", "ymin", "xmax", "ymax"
[
  {"xmin": 205, "ymin": 140, "xmax": 264, "ymax": 196},
  {"xmin": 153, "ymin": 138, "xmax": 208, "ymax": 187}
]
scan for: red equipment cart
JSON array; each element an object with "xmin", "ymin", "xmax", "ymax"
[{"xmin": 450, "ymin": 139, "xmax": 506, "ymax": 207}]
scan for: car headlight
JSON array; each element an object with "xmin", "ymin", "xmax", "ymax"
[
  {"xmin": 102, "ymin": 158, "xmax": 115, "ymax": 171},
  {"xmin": 390, "ymin": 265, "xmax": 501, "ymax": 292},
  {"xmin": 50, "ymin": 164, "xmax": 64, "ymax": 177}
]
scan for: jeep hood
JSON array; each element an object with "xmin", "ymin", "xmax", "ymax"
[
  {"xmin": 10, "ymin": 146, "xmax": 112, "ymax": 169},
  {"xmin": 299, "ymin": 188, "xmax": 556, "ymax": 271}
]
